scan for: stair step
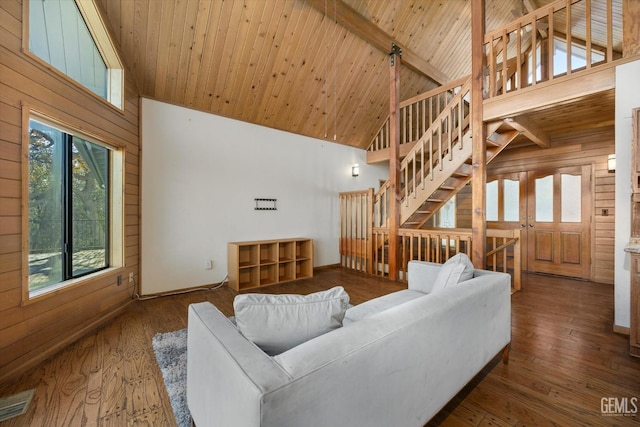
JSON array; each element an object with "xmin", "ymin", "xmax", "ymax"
[{"xmin": 427, "ymin": 198, "xmax": 443, "ymax": 203}]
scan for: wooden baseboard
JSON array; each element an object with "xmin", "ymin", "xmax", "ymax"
[
  {"xmin": 314, "ymin": 264, "xmax": 341, "ymax": 271},
  {"xmin": 613, "ymin": 324, "xmax": 630, "ymax": 336},
  {"xmin": 0, "ymin": 299, "xmax": 136, "ymax": 386}
]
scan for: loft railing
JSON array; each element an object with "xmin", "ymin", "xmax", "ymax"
[
  {"xmin": 368, "ymin": 0, "xmax": 620, "ymax": 161},
  {"xmin": 347, "ymin": 207, "xmax": 523, "ymax": 286},
  {"xmin": 366, "ymin": 77, "xmax": 468, "ymax": 156},
  {"xmin": 484, "ymin": 0, "xmax": 619, "ymax": 98},
  {"xmin": 369, "ymin": 227, "xmax": 521, "ymax": 290}
]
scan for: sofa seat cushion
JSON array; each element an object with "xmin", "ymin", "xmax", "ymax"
[
  {"xmin": 233, "ymin": 286, "xmax": 350, "ymax": 356},
  {"xmin": 343, "ymin": 289, "xmax": 424, "ymax": 325}
]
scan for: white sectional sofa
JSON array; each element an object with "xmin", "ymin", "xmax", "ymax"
[{"xmin": 187, "ymin": 257, "xmax": 511, "ymax": 427}]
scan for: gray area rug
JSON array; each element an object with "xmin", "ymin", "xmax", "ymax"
[{"xmin": 152, "ymin": 328, "xmax": 190, "ymax": 427}]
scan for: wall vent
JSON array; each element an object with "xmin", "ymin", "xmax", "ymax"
[{"xmin": 0, "ymin": 389, "xmax": 35, "ymax": 422}]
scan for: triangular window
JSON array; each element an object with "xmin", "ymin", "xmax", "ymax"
[{"xmin": 27, "ymin": 0, "xmax": 123, "ymax": 110}]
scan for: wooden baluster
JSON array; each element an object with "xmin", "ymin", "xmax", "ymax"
[
  {"xmin": 516, "ymin": 23, "xmax": 522, "ymax": 89},
  {"xmin": 501, "ymin": 29, "xmax": 508, "ymax": 95},
  {"xmin": 409, "ymin": 104, "xmax": 413, "ymax": 142},
  {"xmin": 586, "ymin": 0, "xmax": 592, "ymax": 69},
  {"xmin": 488, "ymin": 39, "xmax": 496, "ymax": 97},
  {"xmin": 420, "ymin": 140, "xmax": 425, "ymax": 189},
  {"xmin": 548, "ymin": 10, "xmax": 554, "ymax": 79},
  {"xmin": 429, "ymin": 136, "xmax": 434, "ymax": 180},
  {"xmin": 566, "ymin": 0, "xmax": 571, "ymax": 75},
  {"xmin": 412, "ymin": 153, "xmax": 416, "ymax": 199},
  {"xmin": 532, "ymin": 18, "xmax": 538, "ymax": 84},
  {"xmin": 448, "ymin": 103, "xmax": 453, "ymax": 160},
  {"xmin": 421, "ymin": 99, "xmax": 426, "ymax": 136},
  {"xmin": 458, "ymin": 97, "xmax": 463, "ymax": 149},
  {"xmin": 404, "ymin": 165, "xmax": 409, "ymax": 206},
  {"xmin": 606, "ymin": 0, "xmax": 613, "ymax": 62},
  {"xmin": 438, "ymin": 118, "xmax": 443, "ymax": 170},
  {"xmin": 503, "ymin": 237, "xmax": 508, "ymax": 274}
]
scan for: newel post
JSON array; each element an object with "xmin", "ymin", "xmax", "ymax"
[
  {"xmin": 471, "ymin": 0, "xmax": 487, "ymax": 268},
  {"xmin": 388, "ymin": 44, "xmax": 401, "ymax": 280}
]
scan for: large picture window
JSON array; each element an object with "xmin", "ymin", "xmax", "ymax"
[{"xmin": 28, "ymin": 119, "xmax": 110, "ymax": 296}]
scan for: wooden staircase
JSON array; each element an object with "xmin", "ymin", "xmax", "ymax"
[
  {"xmin": 401, "ymin": 119, "xmax": 518, "ymax": 228},
  {"xmin": 371, "ymin": 77, "xmax": 519, "ymax": 229}
]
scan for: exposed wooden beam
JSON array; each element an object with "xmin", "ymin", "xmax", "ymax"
[
  {"xmin": 388, "ymin": 46, "xmax": 401, "ymax": 281},
  {"xmin": 522, "ymin": 0, "xmax": 548, "ymax": 38},
  {"xmin": 504, "ymin": 116, "xmax": 550, "ymax": 148},
  {"xmin": 471, "ymin": 0, "xmax": 486, "ymax": 269},
  {"xmin": 305, "ymin": 0, "xmax": 450, "ymax": 85}
]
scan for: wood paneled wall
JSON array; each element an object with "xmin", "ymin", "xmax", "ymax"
[
  {"xmin": 456, "ymin": 127, "xmax": 615, "ymax": 284},
  {"xmin": 624, "ymin": 0, "xmax": 640, "ymax": 57},
  {"xmin": 0, "ymin": 0, "xmax": 140, "ymax": 384}
]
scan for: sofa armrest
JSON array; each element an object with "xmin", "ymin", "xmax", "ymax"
[
  {"xmin": 407, "ymin": 260, "xmax": 442, "ymax": 293},
  {"xmin": 187, "ymin": 302, "xmax": 292, "ymax": 426}
]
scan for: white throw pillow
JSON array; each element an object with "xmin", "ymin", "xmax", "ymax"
[
  {"xmin": 431, "ymin": 253, "xmax": 475, "ymax": 293},
  {"xmin": 233, "ymin": 286, "xmax": 350, "ymax": 355}
]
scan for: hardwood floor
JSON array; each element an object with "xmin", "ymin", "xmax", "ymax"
[{"xmin": 0, "ymin": 267, "xmax": 638, "ymax": 426}]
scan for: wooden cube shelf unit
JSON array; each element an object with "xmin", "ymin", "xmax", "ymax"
[{"xmin": 228, "ymin": 238, "xmax": 313, "ymax": 291}]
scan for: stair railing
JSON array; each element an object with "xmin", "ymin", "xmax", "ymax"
[
  {"xmin": 367, "ymin": 76, "xmax": 468, "ymax": 156},
  {"xmin": 400, "ymin": 78, "xmax": 472, "ymax": 207},
  {"xmin": 373, "ymin": 180, "xmax": 391, "ymax": 228}
]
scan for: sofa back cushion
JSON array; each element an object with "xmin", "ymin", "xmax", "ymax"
[
  {"xmin": 431, "ymin": 253, "xmax": 475, "ymax": 293},
  {"xmin": 233, "ymin": 286, "xmax": 350, "ymax": 355}
]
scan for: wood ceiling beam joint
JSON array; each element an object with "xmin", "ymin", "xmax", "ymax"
[
  {"xmin": 504, "ymin": 116, "xmax": 550, "ymax": 148},
  {"xmin": 305, "ymin": 0, "xmax": 450, "ymax": 85}
]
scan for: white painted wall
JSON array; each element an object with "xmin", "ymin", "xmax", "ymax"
[
  {"xmin": 140, "ymin": 98, "xmax": 388, "ymax": 294},
  {"xmin": 614, "ymin": 59, "xmax": 640, "ymax": 329}
]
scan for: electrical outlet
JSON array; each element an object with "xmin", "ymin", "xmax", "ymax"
[
  {"xmin": 205, "ymin": 260, "xmax": 214, "ymax": 270},
  {"xmin": 129, "ymin": 272, "xmax": 134, "ymax": 283}
]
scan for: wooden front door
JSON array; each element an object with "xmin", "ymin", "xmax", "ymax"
[{"xmin": 525, "ymin": 165, "xmax": 591, "ymax": 279}]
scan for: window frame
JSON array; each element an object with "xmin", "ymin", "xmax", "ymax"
[
  {"xmin": 22, "ymin": 108, "xmax": 124, "ymax": 303},
  {"xmin": 23, "ymin": 0, "xmax": 125, "ymax": 112}
]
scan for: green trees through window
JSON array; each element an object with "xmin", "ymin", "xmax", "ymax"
[{"xmin": 28, "ymin": 119, "xmax": 109, "ymax": 295}]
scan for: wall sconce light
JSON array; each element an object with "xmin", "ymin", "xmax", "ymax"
[
  {"xmin": 352, "ymin": 164, "xmax": 359, "ymax": 177},
  {"xmin": 607, "ymin": 154, "xmax": 616, "ymax": 173}
]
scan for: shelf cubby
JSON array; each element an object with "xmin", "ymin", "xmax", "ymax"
[
  {"xmin": 238, "ymin": 245, "xmax": 258, "ymax": 267},
  {"xmin": 278, "ymin": 261, "xmax": 295, "ymax": 282},
  {"xmin": 296, "ymin": 240, "xmax": 312, "ymax": 260},
  {"xmin": 228, "ymin": 238, "xmax": 313, "ymax": 291},
  {"xmin": 259, "ymin": 243, "xmax": 277, "ymax": 264},
  {"xmin": 260, "ymin": 264, "xmax": 277, "ymax": 286},
  {"xmin": 279, "ymin": 241, "xmax": 294, "ymax": 262},
  {"xmin": 237, "ymin": 266, "xmax": 259, "ymax": 290},
  {"xmin": 296, "ymin": 259, "xmax": 313, "ymax": 279}
]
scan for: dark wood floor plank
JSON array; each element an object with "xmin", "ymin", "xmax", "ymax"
[{"xmin": 0, "ymin": 267, "xmax": 638, "ymax": 426}]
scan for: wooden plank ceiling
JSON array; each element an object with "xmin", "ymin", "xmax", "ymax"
[{"xmin": 96, "ymin": 0, "xmax": 618, "ymax": 149}]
